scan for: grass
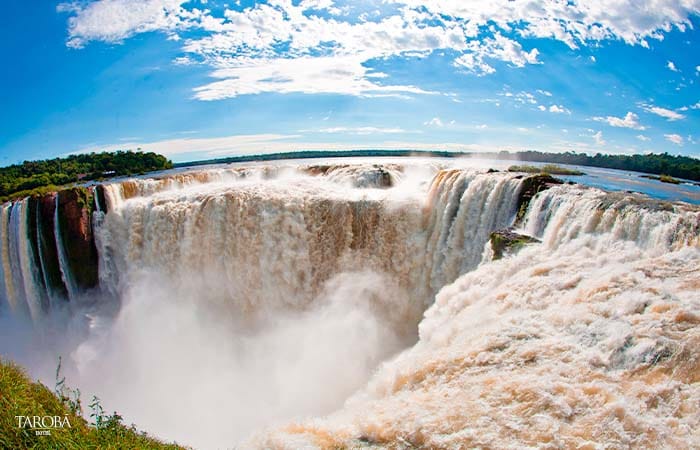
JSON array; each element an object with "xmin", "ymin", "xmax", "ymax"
[
  {"xmin": 508, "ymin": 164, "xmax": 584, "ymax": 176},
  {"xmin": 0, "ymin": 357, "xmax": 186, "ymax": 450},
  {"xmin": 0, "ymin": 185, "xmax": 65, "ymax": 204},
  {"xmin": 641, "ymin": 174, "xmax": 682, "ymax": 184}
]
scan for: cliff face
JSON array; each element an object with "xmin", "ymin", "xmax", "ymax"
[
  {"xmin": 35, "ymin": 193, "xmax": 68, "ymax": 299},
  {"xmin": 55, "ymin": 188, "xmax": 99, "ymax": 290},
  {"xmin": 1, "ymin": 184, "xmax": 105, "ymax": 319}
]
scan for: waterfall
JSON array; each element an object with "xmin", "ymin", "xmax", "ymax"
[
  {"xmin": 5, "ymin": 163, "xmax": 694, "ymax": 325},
  {"xmin": 95, "ymin": 172, "xmax": 427, "ymax": 326},
  {"xmin": 0, "ymin": 201, "xmax": 44, "ymax": 320},
  {"xmin": 423, "ymin": 170, "xmax": 522, "ymax": 296},
  {"xmin": 35, "ymin": 198, "xmax": 55, "ymax": 311},
  {"xmin": 523, "ymin": 184, "xmax": 700, "ymax": 251},
  {"xmin": 16, "ymin": 199, "xmax": 47, "ymax": 321},
  {"xmin": 253, "ymin": 174, "xmax": 699, "ymax": 450},
  {"xmin": 0, "ymin": 203, "xmax": 19, "ymax": 314},
  {"xmin": 7, "ymin": 202, "xmax": 29, "ymax": 318},
  {"xmin": 53, "ymin": 194, "xmax": 78, "ymax": 302},
  {"xmin": 1, "ymin": 161, "xmax": 698, "ymax": 449},
  {"xmin": 91, "ymin": 167, "xmax": 527, "ymax": 322}
]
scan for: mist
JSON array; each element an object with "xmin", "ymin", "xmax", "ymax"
[{"xmin": 1, "ymin": 267, "xmax": 411, "ymax": 449}]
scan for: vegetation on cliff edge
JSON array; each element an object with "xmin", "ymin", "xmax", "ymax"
[
  {"xmin": 508, "ymin": 164, "xmax": 584, "ymax": 176},
  {"xmin": 640, "ymin": 174, "xmax": 683, "ymax": 184},
  {"xmin": 0, "ymin": 357, "xmax": 185, "ymax": 449},
  {"xmin": 500, "ymin": 150, "xmax": 699, "ymax": 181},
  {"xmin": 0, "ymin": 151, "xmax": 172, "ymax": 202}
]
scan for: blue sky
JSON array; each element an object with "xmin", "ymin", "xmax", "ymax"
[{"xmin": 1, "ymin": 0, "xmax": 699, "ymax": 165}]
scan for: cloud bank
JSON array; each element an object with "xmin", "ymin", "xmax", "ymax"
[{"xmin": 58, "ymin": 0, "xmax": 700, "ymax": 99}]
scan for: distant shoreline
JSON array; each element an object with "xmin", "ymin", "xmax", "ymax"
[
  {"xmin": 3, "ymin": 150, "xmax": 698, "ymax": 203},
  {"xmin": 173, "ymin": 149, "xmax": 700, "ymax": 183}
]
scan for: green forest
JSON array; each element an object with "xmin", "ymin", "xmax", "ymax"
[
  {"xmin": 0, "ymin": 151, "xmax": 172, "ymax": 202},
  {"xmin": 501, "ymin": 150, "xmax": 700, "ymax": 182}
]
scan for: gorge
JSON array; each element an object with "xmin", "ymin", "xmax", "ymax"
[{"xmin": 1, "ymin": 159, "xmax": 699, "ymax": 449}]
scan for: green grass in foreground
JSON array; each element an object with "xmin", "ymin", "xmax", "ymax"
[
  {"xmin": 0, "ymin": 357, "xmax": 185, "ymax": 450},
  {"xmin": 508, "ymin": 164, "xmax": 584, "ymax": 176}
]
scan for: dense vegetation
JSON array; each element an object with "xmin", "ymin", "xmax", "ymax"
[
  {"xmin": 0, "ymin": 151, "xmax": 172, "ymax": 202},
  {"xmin": 174, "ymin": 149, "xmax": 700, "ymax": 182},
  {"xmin": 171, "ymin": 149, "xmax": 464, "ymax": 167},
  {"xmin": 0, "ymin": 357, "xmax": 185, "ymax": 449},
  {"xmin": 508, "ymin": 164, "xmax": 584, "ymax": 176},
  {"xmin": 1, "ymin": 149, "xmax": 697, "ymax": 202},
  {"xmin": 499, "ymin": 150, "xmax": 700, "ymax": 181}
]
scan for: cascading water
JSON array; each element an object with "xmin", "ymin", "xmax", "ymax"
[
  {"xmin": 252, "ymin": 179, "xmax": 700, "ymax": 450},
  {"xmin": 0, "ymin": 160, "xmax": 698, "ymax": 449},
  {"xmin": 54, "ymin": 194, "xmax": 78, "ymax": 303},
  {"xmin": 1, "ymin": 202, "xmax": 24, "ymax": 315}
]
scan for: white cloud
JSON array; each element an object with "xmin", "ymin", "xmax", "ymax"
[
  {"xmin": 392, "ymin": 0, "xmax": 700, "ymax": 48},
  {"xmin": 636, "ymin": 135, "xmax": 650, "ymax": 142},
  {"xmin": 593, "ymin": 131, "xmax": 606, "ymax": 146},
  {"xmin": 503, "ymin": 91, "xmax": 539, "ymax": 105},
  {"xmin": 193, "ymin": 56, "xmax": 434, "ymax": 100},
  {"xmin": 424, "ymin": 117, "xmax": 444, "ymax": 127},
  {"xmin": 58, "ymin": 0, "xmax": 197, "ymax": 48},
  {"xmin": 453, "ymin": 33, "xmax": 540, "ymax": 75},
  {"xmin": 538, "ymin": 105, "xmax": 546, "ymax": 111},
  {"xmin": 593, "ymin": 112, "xmax": 646, "ymax": 130},
  {"xmin": 536, "ymin": 89, "xmax": 553, "ymax": 97},
  {"xmin": 667, "ymin": 60, "xmax": 679, "ymax": 72},
  {"xmin": 480, "ymin": 33, "xmax": 540, "ymax": 68},
  {"xmin": 71, "ymin": 134, "xmax": 509, "ymax": 161},
  {"xmin": 642, "ymin": 104, "xmax": 685, "ymax": 121},
  {"xmin": 548, "ymin": 105, "xmax": 570, "ymax": 114},
  {"xmin": 312, "ymin": 127, "xmax": 408, "ymax": 135},
  {"xmin": 73, "ymin": 133, "xmax": 301, "ymax": 158},
  {"xmin": 59, "ymin": 0, "xmax": 700, "ymax": 99},
  {"xmin": 453, "ymin": 54, "xmax": 495, "ymax": 76},
  {"xmin": 664, "ymin": 134, "xmax": 683, "ymax": 145},
  {"xmin": 62, "ymin": 0, "xmax": 700, "ymax": 51}
]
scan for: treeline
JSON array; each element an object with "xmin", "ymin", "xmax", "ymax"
[
  {"xmin": 0, "ymin": 151, "xmax": 173, "ymax": 201},
  {"xmin": 171, "ymin": 149, "xmax": 463, "ymax": 167},
  {"xmin": 175, "ymin": 149, "xmax": 700, "ymax": 182},
  {"xmin": 495, "ymin": 150, "xmax": 700, "ymax": 182}
]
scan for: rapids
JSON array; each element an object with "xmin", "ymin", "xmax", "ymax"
[{"xmin": 0, "ymin": 160, "xmax": 698, "ymax": 449}]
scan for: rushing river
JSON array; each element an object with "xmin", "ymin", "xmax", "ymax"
[{"xmin": 1, "ymin": 158, "xmax": 698, "ymax": 449}]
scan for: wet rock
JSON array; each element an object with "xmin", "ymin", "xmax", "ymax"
[
  {"xmin": 35, "ymin": 193, "xmax": 69, "ymax": 300},
  {"xmin": 515, "ymin": 174, "xmax": 564, "ymax": 224},
  {"xmin": 489, "ymin": 228, "xmax": 540, "ymax": 260},
  {"xmin": 302, "ymin": 164, "xmax": 399, "ymax": 188},
  {"xmin": 94, "ymin": 184, "xmax": 109, "ymax": 213},
  {"xmin": 56, "ymin": 187, "xmax": 99, "ymax": 289},
  {"xmin": 355, "ymin": 167, "xmax": 394, "ymax": 188}
]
